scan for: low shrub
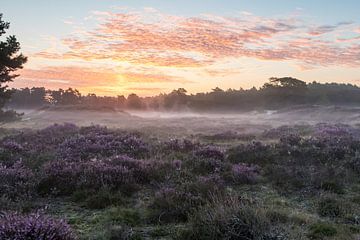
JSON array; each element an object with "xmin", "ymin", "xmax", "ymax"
[
  {"xmin": 0, "ymin": 161, "xmax": 36, "ymax": 200},
  {"xmin": 229, "ymin": 163, "xmax": 259, "ymax": 184},
  {"xmin": 39, "ymin": 160, "xmax": 133, "ymax": 195},
  {"xmin": 150, "ymin": 186, "xmax": 204, "ymax": 223},
  {"xmin": 0, "ymin": 212, "xmax": 76, "ymax": 240},
  {"xmin": 57, "ymin": 131, "xmax": 149, "ymax": 161},
  {"xmin": 194, "ymin": 146, "xmax": 225, "ymax": 161},
  {"xmin": 182, "ymin": 197, "xmax": 271, "ymax": 240},
  {"xmin": 227, "ymin": 141, "xmax": 273, "ymax": 166}
]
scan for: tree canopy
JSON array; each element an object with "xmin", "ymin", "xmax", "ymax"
[{"xmin": 0, "ymin": 13, "xmax": 27, "ymax": 121}]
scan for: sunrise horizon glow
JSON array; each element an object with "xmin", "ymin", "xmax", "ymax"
[{"xmin": 2, "ymin": 0, "xmax": 360, "ymax": 96}]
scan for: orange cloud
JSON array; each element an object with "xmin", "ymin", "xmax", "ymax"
[
  {"xmin": 15, "ymin": 66, "xmax": 189, "ymax": 96},
  {"xmin": 121, "ymin": 72, "xmax": 192, "ymax": 84},
  {"xmin": 18, "ymin": 66, "xmax": 119, "ymax": 87},
  {"xmin": 34, "ymin": 10, "xmax": 360, "ymax": 69}
]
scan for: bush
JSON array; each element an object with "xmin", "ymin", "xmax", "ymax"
[
  {"xmin": 194, "ymin": 146, "xmax": 225, "ymax": 161},
  {"xmin": 150, "ymin": 186, "xmax": 204, "ymax": 223},
  {"xmin": 229, "ymin": 163, "xmax": 259, "ymax": 184},
  {"xmin": 317, "ymin": 197, "xmax": 343, "ymax": 218},
  {"xmin": 308, "ymin": 222, "xmax": 337, "ymax": 239},
  {"xmin": 182, "ymin": 197, "xmax": 270, "ymax": 240},
  {"xmin": 57, "ymin": 131, "xmax": 149, "ymax": 161},
  {"xmin": 227, "ymin": 141, "xmax": 273, "ymax": 166},
  {"xmin": 39, "ymin": 160, "xmax": 133, "ymax": 195},
  {"xmin": 0, "ymin": 212, "xmax": 76, "ymax": 240},
  {"xmin": 0, "ymin": 162, "xmax": 36, "ymax": 200}
]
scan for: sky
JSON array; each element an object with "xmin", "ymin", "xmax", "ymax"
[{"xmin": 2, "ymin": 0, "xmax": 360, "ymax": 96}]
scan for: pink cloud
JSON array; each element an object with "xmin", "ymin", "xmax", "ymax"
[{"xmin": 33, "ymin": 10, "xmax": 360, "ymax": 69}]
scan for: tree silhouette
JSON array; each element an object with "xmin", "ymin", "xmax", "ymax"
[{"xmin": 0, "ymin": 13, "xmax": 27, "ymax": 121}]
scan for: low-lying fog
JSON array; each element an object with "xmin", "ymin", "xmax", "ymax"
[{"xmin": 3, "ymin": 105, "xmax": 360, "ymax": 136}]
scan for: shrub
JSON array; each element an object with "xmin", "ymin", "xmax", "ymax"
[
  {"xmin": 317, "ymin": 197, "xmax": 343, "ymax": 218},
  {"xmin": 39, "ymin": 160, "xmax": 133, "ymax": 195},
  {"xmin": 0, "ymin": 212, "xmax": 76, "ymax": 240},
  {"xmin": 0, "ymin": 162, "xmax": 36, "ymax": 200},
  {"xmin": 308, "ymin": 222, "xmax": 337, "ymax": 239},
  {"xmin": 57, "ymin": 131, "xmax": 149, "ymax": 161},
  {"xmin": 150, "ymin": 176, "xmax": 225, "ymax": 223},
  {"xmin": 227, "ymin": 141, "xmax": 273, "ymax": 165},
  {"xmin": 109, "ymin": 155, "xmax": 174, "ymax": 184},
  {"xmin": 187, "ymin": 157, "xmax": 225, "ymax": 175},
  {"xmin": 230, "ymin": 163, "xmax": 259, "ymax": 184},
  {"xmin": 182, "ymin": 197, "xmax": 270, "ymax": 240},
  {"xmin": 194, "ymin": 146, "xmax": 225, "ymax": 161},
  {"xmin": 150, "ymin": 186, "xmax": 205, "ymax": 223}
]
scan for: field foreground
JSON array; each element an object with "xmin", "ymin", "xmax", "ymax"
[{"xmin": 1, "ymin": 110, "xmax": 360, "ymax": 239}]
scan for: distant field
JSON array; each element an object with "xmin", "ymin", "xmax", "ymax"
[{"xmin": 3, "ymin": 105, "xmax": 360, "ymax": 134}]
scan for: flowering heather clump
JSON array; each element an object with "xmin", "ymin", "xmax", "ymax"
[
  {"xmin": 0, "ymin": 212, "xmax": 76, "ymax": 240},
  {"xmin": 0, "ymin": 140, "xmax": 25, "ymax": 166},
  {"xmin": 109, "ymin": 155, "xmax": 170, "ymax": 183},
  {"xmin": 40, "ymin": 160, "xmax": 133, "ymax": 195},
  {"xmin": 194, "ymin": 145, "xmax": 225, "ymax": 161},
  {"xmin": 173, "ymin": 159, "xmax": 182, "ymax": 170},
  {"xmin": 2, "ymin": 140, "xmax": 24, "ymax": 152},
  {"xmin": 2, "ymin": 123, "xmax": 79, "ymax": 154},
  {"xmin": 231, "ymin": 163, "xmax": 259, "ymax": 184},
  {"xmin": 0, "ymin": 162, "xmax": 36, "ymax": 200},
  {"xmin": 314, "ymin": 123, "xmax": 354, "ymax": 138},
  {"xmin": 57, "ymin": 132, "xmax": 149, "ymax": 161}
]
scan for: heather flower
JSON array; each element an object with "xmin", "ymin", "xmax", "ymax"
[
  {"xmin": 40, "ymin": 160, "xmax": 133, "ymax": 195},
  {"xmin": 0, "ymin": 212, "xmax": 76, "ymax": 240},
  {"xmin": 0, "ymin": 162, "xmax": 36, "ymax": 200},
  {"xmin": 194, "ymin": 146, "xmax": 225, "ymax": 161},
  {"xmin": 57, "ymin": 132, "xmax": 149, "ymax": 161},
  {"xmin": 173, "ymin": 160, "xmax": 182, "ymax": 171},
  {"xmin": 231, "ymin": 163, "xmax": 259, "ymax": 184}
]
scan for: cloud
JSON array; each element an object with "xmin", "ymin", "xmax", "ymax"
[
  {"xmin": 17, "ymin": 66, "xmax": 189, "ymax": 90},
  {"xmin": 121, "ymin": 72, "xmax": 192, "ymax": 84},
  {"xmin": 308, "ymin": 21, "xmax": 353, "ymax": 36},
  {"xmin": 18, "ymin": 66, "xmax": 119, "ymax": 87},
  {"xmin": 33, "ymin": 10, "xmax": 360, "ymax": 69}
]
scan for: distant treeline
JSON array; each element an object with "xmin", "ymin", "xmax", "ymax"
[{"xmin": 8, "ymin": 77, "xmax": 360, "ymax": 111}]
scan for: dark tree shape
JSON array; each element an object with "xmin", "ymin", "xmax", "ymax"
[{"xmin": 0, "ymin": 13, "xmax": 27, "ymax": 121}]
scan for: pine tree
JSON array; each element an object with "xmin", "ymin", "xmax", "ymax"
[{"xmin": 0, "ymin": 13, "xmax": 27, "ymax": 121}]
